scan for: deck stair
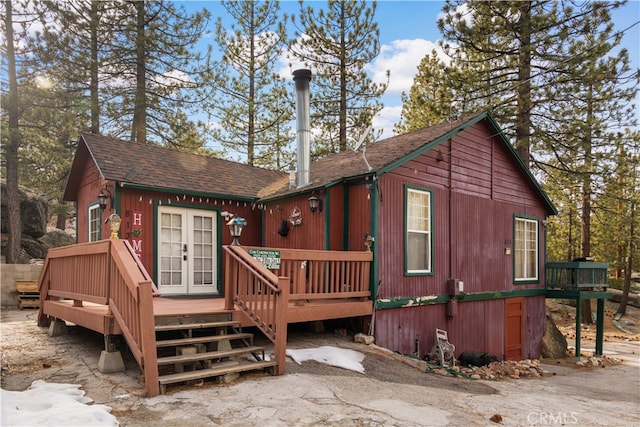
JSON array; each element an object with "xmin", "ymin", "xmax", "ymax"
[{"xmin": 154, "ymin": 313, "xmax": 277, "ymax": 394}]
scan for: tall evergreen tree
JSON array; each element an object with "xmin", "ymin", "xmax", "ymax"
[
  {"xmin": 289, "ymin": 0, "xmax": 388, "ymax": 156},
  {"xmin": 395, "ymin": 50, "xmax": 455, "ymax": 133},
  {"xmin": 103, "ymin": 0, "xmax": 212, "ymax": 145},
  {"xmin": 210, "ymin": 0, "xmax": 293, "ymax": 167},
  {"xmin": 1, "ymin": 0, "xmax": 23, "ymax": 262}
]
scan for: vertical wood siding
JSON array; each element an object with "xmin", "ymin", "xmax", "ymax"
[
  {"xmin": 263, "ymin": 193, "xmax": 325, "ymax": 250},
  {"xmin": 374, "ymin": 120, "xmax": 549, "ymax": 358},
  {"xmin": 328, "ymin": 186, "xmax": 345, "ymax": 250},
  {"xmin": 76, "ymin": 160, "xmax": 103, "ymax": 243},
  {"xmin": 347, "ymin": 183, "xmax": 372, "ymax": 251}
]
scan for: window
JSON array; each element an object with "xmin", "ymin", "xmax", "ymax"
[
  {"xmin": 405, "ymin": 186, "xmax": 433, "ymax": 274},
  {"xmin": 88, "ymin": 204, "xmax": 101, "ymax": 242},
  {"xmin": 514, "ymin": 216, "xmax": 538, "ymax": 282}
]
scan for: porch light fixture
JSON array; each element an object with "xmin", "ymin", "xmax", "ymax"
[
  {"xmin": 227, "ymin": 217, "xmax": 247, "ymax": 246},
  {"xmin": 97, "ymin": 185, "xmax": 112, "ymax": 211},
  {"xmin": 108, "ymin": 213, "xmax": 121, "ymax": 239},
  {"xmin": 308, "ymin": 192, "xmax": 323, "ymax": 214}
]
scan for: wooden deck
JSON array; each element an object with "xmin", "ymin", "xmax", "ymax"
[
  {"xmin": 41, "ymin": 295, "xmax": 372, "ymax": 336},
  {"xmin": 36, "ymin": 240, "xmax": 373, "ymax": 397}
]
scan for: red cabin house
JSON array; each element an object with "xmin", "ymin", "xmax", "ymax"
[{"xmin": 41, "ymin": 73, "xmax": 558, "ymax": 396}]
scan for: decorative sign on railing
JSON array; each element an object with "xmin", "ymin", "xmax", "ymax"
[{"xmin": 248, "ymin": 248, "xmax": 281, "ymax": 270}]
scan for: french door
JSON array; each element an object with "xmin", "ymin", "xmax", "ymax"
[{"xmin": 157, "ymin": 206, "xmax": 218, "ymax": 295}]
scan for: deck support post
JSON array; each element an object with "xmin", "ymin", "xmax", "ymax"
[
  {"xmin": 47, "ymin": 319, "xmax": 68, "ymax": 337},
  {"xmin": 595, "ymin": 298, "xmax": 605, "ymax": 356},
  {"xmin": 98, "ymin": 335, "xmax": 125, "ymax": 373}
]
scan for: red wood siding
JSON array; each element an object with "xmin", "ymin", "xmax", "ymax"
[
  {"xmin": 117, "ymin": 189, "xmax": 263, "ymax": 278},
  {"xmin": 373, "ymin": 120, "xmax": 549, "ymax": 359},
  {"xmin": 374, "ymin": 298, "xmax": 506, "ymax": 358},
  {"xmin": 263, "ymin": 193, "xmax": 324, "ymax": 250},
  {"xmin": 328, "ymin": 185, "xmax": 345, "ymax": 250},
  {"xmin": 76, "ymin": 160, "xmax": 105, "ymax": 243},
  {"xmin": 347, "ymin": 183, "xmax": 372, "ymax": 251}
]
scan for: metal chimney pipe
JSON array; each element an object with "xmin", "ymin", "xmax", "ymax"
[{"xmin": 293, "ymin": 69, "xmax": 312, "ymax": 188}]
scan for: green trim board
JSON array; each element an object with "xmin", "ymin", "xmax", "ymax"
[{"xmin": 375, "ymin": 288, "xmax": 547, "ymax": 310}]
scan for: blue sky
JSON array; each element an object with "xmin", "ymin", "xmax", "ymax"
[{"xmin": 181, "ymin": 0, "xmax": 639, "ymax": 140}]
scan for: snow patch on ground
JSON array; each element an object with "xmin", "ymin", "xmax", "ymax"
[
  {"xmin": 286, "ymin": 346, "xmax": 365, "ymax": 373},
  {"xmin": 1, "ymin": 380, "xmax": 118, "ymax": 427}
]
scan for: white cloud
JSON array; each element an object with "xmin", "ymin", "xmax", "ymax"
[
  {"xmin": 369, "ymin": 39, "xmax": 445, "ymax": 98},
  {"xmin": 373, "ymin": 105, "xmax": 403, "ymax": 140}
]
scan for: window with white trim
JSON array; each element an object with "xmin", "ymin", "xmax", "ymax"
[
  {"xmin": 514, "ymin": 216, "xmax": 538, "ymax": 281},
  {"xmin": 405, "ymin": 187, "xmax": 433, "ymax": 274},
  {"xmin": 88, "ymin": 204, "xmax": 101, "ymax": 242}
]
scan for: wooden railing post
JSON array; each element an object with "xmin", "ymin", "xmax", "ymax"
[
  {"xmin": 138, "ymin": 281, "xmax": 159, "ymax": 397},
  {"xmin": 274, "ymin": 276, "xmax": 289, "ymax": 375}
]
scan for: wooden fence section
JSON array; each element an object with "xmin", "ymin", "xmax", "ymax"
[
  {"xmin": 37, "ymin": 240, "xmax": 160, "ymax": 397},
  {"xmin": 224, "ymin": 245, "xmax": 289, "ymax": 375}
]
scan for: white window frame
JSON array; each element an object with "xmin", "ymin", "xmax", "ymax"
[
  {"xmin": 88, "ymin": 204, "xmax": 101, "ymax": 242},
  {"xmin": 405, "ymin": 186, "xmax": 433, "ymax": 275},
  {"xmin": 514, "ymin": 216, "xmax": 539, "ymax": 282}
]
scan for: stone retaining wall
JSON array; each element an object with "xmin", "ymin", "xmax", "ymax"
[{"xmin": 1, "ymin": 264, "xmax": 42, "ymax": 308}]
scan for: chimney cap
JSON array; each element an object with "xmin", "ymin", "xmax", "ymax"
[{"xmin": 292, "ymin": 68, "xmax": 312, "ymax": 81}]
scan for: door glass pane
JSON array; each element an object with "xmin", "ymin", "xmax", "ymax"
[{"xmin": 159, "ymin": 212, "xmax": 183, "ymax": 288}]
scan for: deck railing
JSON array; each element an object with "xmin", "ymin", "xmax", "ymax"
[
  {"xmin": 37, "ymin": 240, "xmax": 160, "ymax": 397},
  {"xmin": 545, "ymin": 262, "xmax": 609, "ymax": 290},
  {"xmin": 223, "ymin": 246, "xmax": 373, "ymax": 375},
  {"xmin": 249, "ymin": 247, "xmax": 373, "ymax": 303},
  {"xmin": 223, "ymin": 245, "xmax": 289, "ymax": 375}
]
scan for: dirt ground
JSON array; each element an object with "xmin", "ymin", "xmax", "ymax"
[{"xmin": 1, "ymin": 300, "xmax": 639, "ymax": 426}]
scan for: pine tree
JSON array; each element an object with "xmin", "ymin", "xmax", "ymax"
[
  {"xmin": 289, "ymin": 0, "xmax": 388, "ymax": 156},
  {"xmin": 104, "ymin": 0, "xmax": 212, "ymax": 145},
  {"xmin": 1, "ymin": 0, "xmax": 23, "ymax": 262},
  {"xmin": 395, "ymin": 50, "xmax": 456, "ymax": 133},
  {"xmin": 210, "ymin": 0, "xmax": 293, "ymax": 167}
]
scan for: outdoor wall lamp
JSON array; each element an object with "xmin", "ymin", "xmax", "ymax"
[
  {"xmin": 106, "ymin": 213, "xmax": 121, "ymax": 239},
  {"xmin": 97, "ymin": 185, "xmax": 113, "ymax": 211},
  {"xmin": 364, "ymin": 233, "xmax": 375, "ymax": 252},
  {"xmin": 308, "ymin": 191, "xmax": 323, "ymax": 214},
  {"xmin": 227, "ymin": 217, "xmax": 247, "ymax": 246}
]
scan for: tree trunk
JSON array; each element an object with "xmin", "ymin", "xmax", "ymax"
[
  {"xmin": 617, "ymin": 202, "xmax": 635, "ymax": 315},
  {"xmin": 4, "ymin": 1, "xmax": 23, "ymax": 264},
  {"xmin": 580, "ymin": 92, "xmax": 595, "ymax": 324},
  {"xmin": 131, "ymin": 0, "xmax": 147, "ymax": 143},
  {"xmin": 515, "ymin": 0, "xmax": 532, "ymax": 165},
  {"xmin": 90, "ymin": 0, "xmax": 100, "ymax": 133}
]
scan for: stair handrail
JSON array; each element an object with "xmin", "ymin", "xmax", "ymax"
[
  {"xmin": 223, "ymin": 245, "xmax": 288, "ymax": 375},
  {"xmin": 36, "ymin": 239, "xmax": 160, "ymax": 397},
  {"xmin": 108, "ymin": 239, "xmax": 160, "ymax": 396}
]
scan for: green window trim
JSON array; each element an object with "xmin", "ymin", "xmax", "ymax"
[
  {"xmin": 404, "ymin": 185, "xmax": 434, "ymax": 275},
  {"xmin": 513, "ymin": 214, "xmax": 540, "ymax": 284}
]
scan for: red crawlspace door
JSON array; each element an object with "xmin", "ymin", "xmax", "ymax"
[{"xmin": 504, "ymin": 297, "xmax": 524, "ymax": 360}]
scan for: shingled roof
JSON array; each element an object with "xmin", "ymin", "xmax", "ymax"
[
  {"xmin": 260, "ymin": 111, "xmax": 492, "ymax": 197},
  {"xmin": 258, "ymin": 110, "xmax": 556, "ymax": 215},
  {"xmin": 64, "ymin": 133, "xmax": 286, "ymax": 200},
  {"xmin": 64, "ymin": 112, "xmax": 555, "ymax": 215}
]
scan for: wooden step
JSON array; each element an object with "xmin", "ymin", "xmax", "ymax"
[
  {"xmin": 155, "ymin": 320, "xmax": 240, "ymax": 332},
  {"xmin": 158, "ymin": 360, "xmax": 278, "ymax": 386},
  {"xmin": 154, "ymin": 312, "xmax": 233, "ymax": 327},
  {"xmin": 157, "ymin": 346, "xmax": 267, "ymax": 366},
  {"xmin": 156, "ymin": 332, "xmax": 253, "ymax": 348}
]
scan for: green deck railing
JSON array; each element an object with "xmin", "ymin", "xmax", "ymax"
[{"xmin": 545, "ymin": 262, "xmax": 609, "ymax": 290}]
